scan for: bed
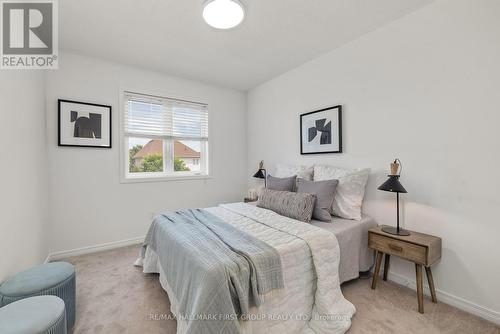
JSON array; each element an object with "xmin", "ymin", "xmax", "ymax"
[{"xmin": 139, "ymin": 202, "xmax": 375, "ymax": 334}]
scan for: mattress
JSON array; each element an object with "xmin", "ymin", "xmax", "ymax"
[{"xmin": 311, "ymin": 215, "xmax": 377, "ymax": 283}]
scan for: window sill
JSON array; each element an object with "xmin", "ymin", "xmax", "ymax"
[{"xmin": 120, "ymin": 173, "xmax": 212, "ymax": 184}]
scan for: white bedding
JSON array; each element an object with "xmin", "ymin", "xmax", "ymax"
[
  {"xmin": 246, "ymin": 201, "xmax": 376, "ymax": 282},
  {"xmin": 142, "ymin": 203, "xmax": 356, "ymax": 334}
]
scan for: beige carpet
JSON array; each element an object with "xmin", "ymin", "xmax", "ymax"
[{"xmin": 63, "ymin": 245, "xmax": 499, "ymax": 334}]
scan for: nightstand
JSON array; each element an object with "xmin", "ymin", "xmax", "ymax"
[{"xmin": 368, "ymin": 225, "xmax": 442, "ymax": 313}]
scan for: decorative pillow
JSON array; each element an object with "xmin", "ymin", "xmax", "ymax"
[
  {"xmin": 274, "ymin": 163, "xmax": 314, "ymax": 181},
  {"xmin": 257, "ymin": 189, "xmax": 316, "ymax": 223},
  {"xmin": 314, "ymin": 165, "xmax": 370, "ymax": 220},
  {"xmin": 267, "ymin": 175, "xmax": 296, "ymax": 192},
  {"xmin": 296, "ymin": 178, "xmax": 338, "ymax": 222}
]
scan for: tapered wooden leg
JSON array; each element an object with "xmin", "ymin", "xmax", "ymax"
[
  {"xmin": 371, "ymin": 251, "xmax": 384, "ymax": 289},
  {"xmin": 425, "ymin": 267, "xmax": 437, "ymax": 303},
  {"xmin": 416, "ymin": 264, "xmax": 424, "ymax": 313},
  {"xmin": 383, "ymin": 254, "xmax": 390, "ymax": 281}
]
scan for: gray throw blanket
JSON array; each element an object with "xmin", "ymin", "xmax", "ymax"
[{"xmin": 141, "ymin": 209, "xmax": 284, "ymax": 334}]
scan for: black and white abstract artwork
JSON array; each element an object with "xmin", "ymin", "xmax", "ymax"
[
  {"xmin": 58, "ymin": 99, "xmax": 112, "ymax": 148},
  {"xmin": 300, "ymin": 105, "xmax": 342, "ymax": 154}
]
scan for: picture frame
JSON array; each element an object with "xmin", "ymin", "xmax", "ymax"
[
  {"xmin": 58, "ymin": 99, "xmax": 112, "ymax": 148},
  {"xmin": 300, "ymin": 105, "xmax": 342, "ymax": 154}
]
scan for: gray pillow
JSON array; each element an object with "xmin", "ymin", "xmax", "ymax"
[
  {"xmin": 267, "ymin": 174, "xmax": 297, "ymax": 192},
  {"xmin": 296, "ymin": 178, "xmax": 338, "ymax": 222},
  {"xmin": 257, "ymin": 189, "xmax": 315, "ymax": 223}
]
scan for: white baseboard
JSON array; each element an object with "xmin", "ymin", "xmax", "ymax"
[
  {"xmin": 386, "ymin": 271, "xmax": 500, "ymax": 325},
  {"xmin": 46, "ymin": 236, "xmax": 145, "ymax": 262}
]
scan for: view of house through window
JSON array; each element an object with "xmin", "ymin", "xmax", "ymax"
[
  {"xmin": 123, "ymin": 92, "xmax": 208, "ymax": 179},
  {"xmin": 128, "ymin": 138, "xmax": 164, "ymax": 173},
  {"xmin": 128, "ymin": 139, "xmax": 202, "ymax": 173}
]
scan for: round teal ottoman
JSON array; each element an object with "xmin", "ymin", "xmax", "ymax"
[
  {"xmin": 0, "ymin": 295, "xmax": 67, "ymax": 334},
  {"xmin": 0, "ymin": 262, "xmax": 75, "ymax": 331}
]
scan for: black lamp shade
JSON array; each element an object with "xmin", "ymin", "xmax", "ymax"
[
  {"xmin": 378, "ymin": 175, "xmax": 407, "ymax": 193},
  {"xmin": 253, "ymin": 169, "xmax": 266, "ymax": 179}
]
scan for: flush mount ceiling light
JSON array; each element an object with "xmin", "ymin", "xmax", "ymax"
[{"xmin": 203, "ymin": 0, "xmax": 245, "ymax": 30}]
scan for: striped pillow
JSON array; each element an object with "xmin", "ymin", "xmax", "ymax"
[{"xmin": 257, "ymin": 189, "xmax": 316, "ymax": 223}]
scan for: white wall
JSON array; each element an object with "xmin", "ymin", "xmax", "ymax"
[
  {"xmin": 46, "ymin": 52, "xmax": 247, "ymax": 252},
  {"xmin": 247, "ymin": 0, "xmax": 500, "ymax": 320},
  {"xmin": 0, "ymin": 71, "xmax": 48, "ymax": 282}
]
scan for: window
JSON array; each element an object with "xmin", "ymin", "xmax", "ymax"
[{"xmin": 122, "ymin": 91, "xmax": 209, "ymax": 180}]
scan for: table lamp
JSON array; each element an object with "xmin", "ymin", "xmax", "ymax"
[
  {"xmin": 252, "ymin": 160, "xmax": 267, "ymax": 187},
  {"xmin": 378, "ymin": 159, "xmax": 410, "ymax": 236}
]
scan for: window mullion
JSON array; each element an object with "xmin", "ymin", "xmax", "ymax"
[
  {"xmin": 200, "ymin": 140, "xmax": 208, "ymax": 175},
  {"xmin": 163, "ymin": 100, "xmax": 174, "ymax": 174},
  {"xmin": 164, "ymin": 139, "xmax": 174, "ymax": 173}
]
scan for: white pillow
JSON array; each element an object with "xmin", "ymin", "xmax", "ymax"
[
  {"xmin": 314, "ymin": 165, "xmax": 370, "ymax": 220},
  {"xmin": 274, "ymin": 163, "xmax": 314, "ymax": 181}
]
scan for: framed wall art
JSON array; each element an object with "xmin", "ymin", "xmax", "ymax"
[
  {"xmin": 58, "ymin": 99, "xmax": 112, "ymax": 148},
  {"xmin": 300, "ymin": 105, "xmax": 342, "ymax": 154}
]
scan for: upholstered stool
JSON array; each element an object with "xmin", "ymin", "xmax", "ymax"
[
  {"xmin": 0, "ymin": 295, "xmax": 67, "ymax": 334},
  {"xmin": 0, "ymin": 262, "xmax": 75, "ymax": 331}
]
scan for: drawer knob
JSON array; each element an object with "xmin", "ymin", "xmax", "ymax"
[{"xmin": 389, "ymin": 244, "xmax": 403, "ymax": 252}]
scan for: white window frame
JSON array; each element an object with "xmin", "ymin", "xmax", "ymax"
[{"xmin": 119, "ymin": 88, "xmax": 212, "ymax": 183}]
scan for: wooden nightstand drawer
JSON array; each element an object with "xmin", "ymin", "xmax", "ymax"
[{"xmin": 369, "ymin": 232, "xmax": 427, "ymax": 264}]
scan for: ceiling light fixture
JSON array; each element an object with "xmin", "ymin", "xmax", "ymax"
[{"xmin": 203, "ymin": 0, "xmax": 245, "ymax": 30}]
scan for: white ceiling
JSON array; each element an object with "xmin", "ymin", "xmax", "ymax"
[{"xmin": 60, "ymin": 0, "xmax": 433, "ymax": 91}]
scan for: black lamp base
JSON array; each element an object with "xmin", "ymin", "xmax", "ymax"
[{"xmin": 382, "ymin": 226, "xmax": 411, "ymax": 236}]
